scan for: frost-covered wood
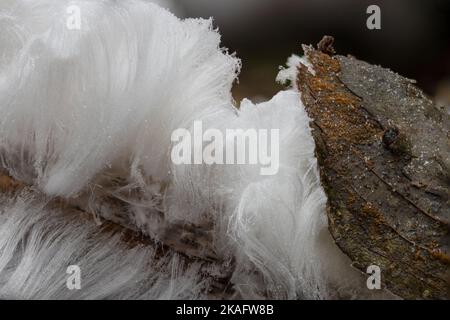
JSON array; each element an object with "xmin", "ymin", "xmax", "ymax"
[
  {"xmin": 0, "ymin": 171, "xmax": 234, "ymax": 299},
  {"xmin": 296, "ymin": 37, "xmax": 450, "ymax": 299},
  {"xmin": 3, "ymin": 0, "xmax": 446, "ymax": 300},
  {"xmin": 2, "ymin": 1, "xmax": 356, "ymax": 299}
]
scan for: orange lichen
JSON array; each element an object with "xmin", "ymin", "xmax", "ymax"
[
  {"xmin": 309, "ymin": 51, "xmax": 340, "ymax": 74},
  {"xmin": 323, "ymin": 91, "xmax": 359, "ymax": 107},
  {"xmin": 309, "ymin": 77, "xmax": 337, "ymax": 92},
  {"xmin": 362, "ymin": 202, "xmax": 387, "ymax": 225},
  {"xmin": 0, "ymin": 174, "xmax": 23, "ymax": 192},
  {"xmin": 430, "ymin": 249, "xmax": 450, "ymax": 265}
]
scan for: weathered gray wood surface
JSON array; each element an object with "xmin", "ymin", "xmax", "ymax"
[{"xmin": 298, "ymin": 37, "xmax": 449, "ymax": 299}]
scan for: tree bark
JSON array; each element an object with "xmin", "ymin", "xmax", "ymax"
[{"xmin": 297, "ymin": 36, "xmax": 450, "ymax": 299}]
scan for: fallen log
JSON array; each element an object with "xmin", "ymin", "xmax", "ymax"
[
  {"xmin": 1, "ymin": 36, "xmax": 448, "ymax": 300},
  {"xmin": 0, "ymin": 171, "xmax": 234, "ymax": 299},
  {"xmin": 297, "ymin": 36, "xmax": 450, "ymax": 299}
]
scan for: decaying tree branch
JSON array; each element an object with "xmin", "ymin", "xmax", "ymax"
[
  {"xmin": 298, "ymin": 36, "xmax": 450, "ymax": 299},
  {"xmin": 0, "ymin": 171, "xmax": 234, "ymax": 299},
  {"xmin": 1, "ymin": 35, "xmax": 448, "ymax": 300}
]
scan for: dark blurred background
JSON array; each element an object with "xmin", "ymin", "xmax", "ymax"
[{"xmin": 172, "ymin": 0, "xmax": 450, "ymax": 103}]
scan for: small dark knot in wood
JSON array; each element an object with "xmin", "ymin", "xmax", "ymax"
[{"xmin": 382, "ymin": 127, "xmax": 399, "ymax": 147}]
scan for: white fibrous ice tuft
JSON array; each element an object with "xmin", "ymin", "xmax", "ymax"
[
  {"xmin": 0, "ymin": 0, "xmax": 384, "ymax": 299},
  {"xmin": 0, "ymin": 0, "xmax": 239, "ymax": 197},
  {"xmin": 277, "ymin": 54, "xmax": 316, "ymax": 89}
]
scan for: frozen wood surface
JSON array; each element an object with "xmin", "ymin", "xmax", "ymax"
[{"xmin": 298, "ymin": 36, "xmax": 449, "ymax": 299}]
